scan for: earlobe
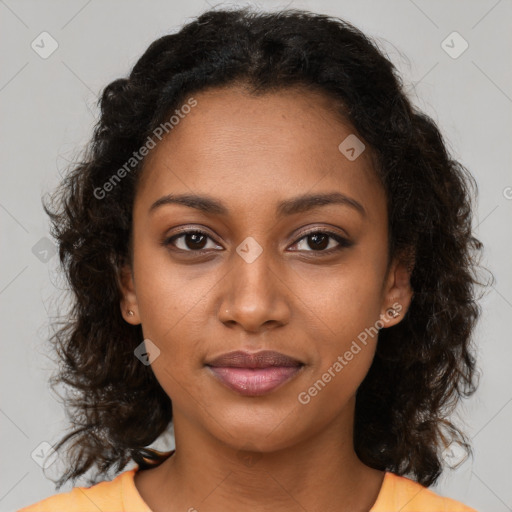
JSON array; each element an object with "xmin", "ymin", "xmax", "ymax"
[
  {"xmin": 380, "ymin": 258, "xmax": 414, "ymax": 328},
  {"xmin": 118, "ymin": 264, "xmax": 141, "ymax": 325}
]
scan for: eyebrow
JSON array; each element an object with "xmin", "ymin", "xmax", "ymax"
[{"xmin": 149, "ymin": 191, "xmax": 366, "ymax": 218}]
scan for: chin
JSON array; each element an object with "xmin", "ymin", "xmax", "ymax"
[{"xmin": 206, "ymin": 411, "xmax": 307, "ymax": 454}]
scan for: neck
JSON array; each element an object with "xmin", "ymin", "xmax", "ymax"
[{"xmin": 136, "ymin": 399, "xmax": 385, "ymax": 512}]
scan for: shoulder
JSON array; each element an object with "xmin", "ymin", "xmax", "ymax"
[
  {"xmin": 17, "ymin": 468, "xmax": 149, "ymax": 512},
  {"xmin": 371, "ymin": 472, "xmax": 478, "ymax": 512}
]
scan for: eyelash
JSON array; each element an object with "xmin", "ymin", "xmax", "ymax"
[{"xmin": 162, "ymin": 228, "xmax": 353, "ymax": 256}]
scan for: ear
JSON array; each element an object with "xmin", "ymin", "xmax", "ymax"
[
  {"xmin": 379, "ymin": 256, "xmax": 414, "ymax": 328},
  {"xmin": 118, "ymin": 263, "xmax": 141, "ymax": 325}
]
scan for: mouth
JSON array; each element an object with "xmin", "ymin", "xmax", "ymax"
[{"xmin": 205, "ymin": 350, "xmax": 305, "ymax": 396}]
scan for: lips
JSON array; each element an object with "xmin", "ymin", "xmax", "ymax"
[
  {"xmin": 206, "ymin": 350, "xmax": 303, "ymax": 368},
  {"xmin": 205, "ymin": 350, "xmax": 304, "ymax": 396}
]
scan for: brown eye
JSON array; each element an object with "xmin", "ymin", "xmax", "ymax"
[
  {"xmin": 292, "ymin": 231, "xmax": 353, "ymax": 253},
  {"xmin": 182, "ymin": 232, "xmax": 208, "ymax": 250},
  {"xmin": 306, "ymin": 233, "xmax": 329, "ymax": 250},
  {"xmin": 164, "ymin": 230, "xmax": 222, "ymax": 252}
]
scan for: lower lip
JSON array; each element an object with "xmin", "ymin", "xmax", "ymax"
[{"xmin": 207, "ymin": 366, "xmax": 303, "ymax": 396}]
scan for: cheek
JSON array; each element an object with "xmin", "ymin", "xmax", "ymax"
[
  {"xmin": 296, "ymin": 280, "xmax": 382, "ymax": 416},
  {"xmin": 297, "ymin": 254, "xmax": 385, "ymax": 400},
  {"xmin": 131, "ymin": 246, "xmax": 209, "ymax": 399},
  {"xmin": 316, "ymin": 258, "xmax": 385, "ymax": 334},
  {"xmin": 133, "ymin": 241, "xmax": 214, "ymax": 340}
]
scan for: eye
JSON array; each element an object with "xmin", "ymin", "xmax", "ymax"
[
  {"xmin": 163, "ymin": 229, "xmax": 223, "ymax": 252},
  {"xmin": 162, "ymin": 228, "xmax": 352, "ymax": 255},
  {"xmin": 290, "ymin": 230, "xmax": 352, "ymax": 254}
]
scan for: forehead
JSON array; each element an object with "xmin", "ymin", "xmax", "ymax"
[{"xmin": 135, "ymin": 85, "xmax": 384, "ymax": 219}]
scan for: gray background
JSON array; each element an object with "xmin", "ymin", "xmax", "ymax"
[{"xmin": 1, "ymin": 0, "xmax": 511, "ymax": 511}]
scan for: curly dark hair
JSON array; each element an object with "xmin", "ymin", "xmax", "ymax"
[{"xmin": 43, "ymin": 6, "xmax": 484, "ymax": 489}]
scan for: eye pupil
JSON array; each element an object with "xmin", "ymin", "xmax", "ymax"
[
  {"xmin": 186, "ymin": 232, "xmax": 207, "ymax": 250},
  {"xmin": 308, "ymin": 233, "xmax": 329, "ymax": 250}
]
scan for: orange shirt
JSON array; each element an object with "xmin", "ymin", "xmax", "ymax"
[{"xmin": 18, "ymin": 466, "xmax": 478, "ymax": 511}]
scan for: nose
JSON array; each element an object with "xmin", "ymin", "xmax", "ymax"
[{"xmin": 218, "ymin": 246, "xmax": 291, "ymax": 333}]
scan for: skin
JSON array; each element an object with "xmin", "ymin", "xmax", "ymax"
[{"xmin": 119, "ymin": 84, "xmax": 413, "ymax": 512}]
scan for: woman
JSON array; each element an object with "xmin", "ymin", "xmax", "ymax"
[{"xmin": 19, "ymin": 7, "xmax": 482, "ymax": 511}]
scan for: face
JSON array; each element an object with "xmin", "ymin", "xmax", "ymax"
[{"xmin": 120, "ymin": 84, "xmax": 412, "ymax": 453}]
